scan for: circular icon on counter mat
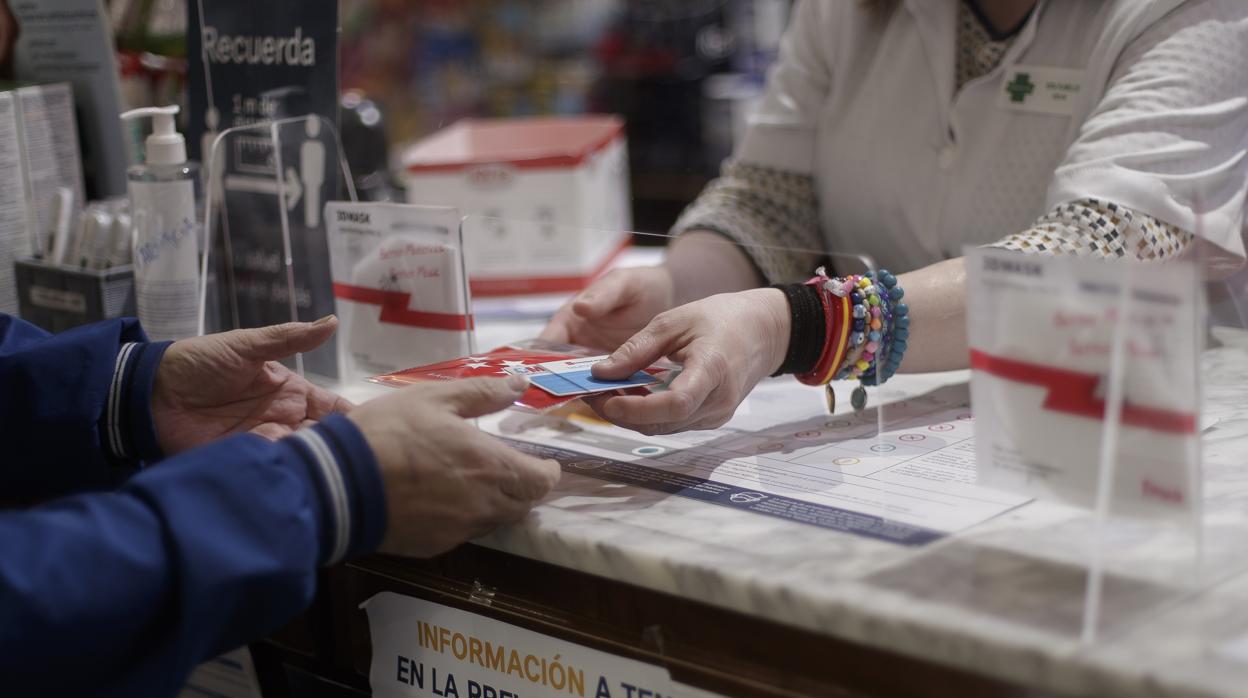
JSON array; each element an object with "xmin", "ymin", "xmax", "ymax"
[
  {"xmin": 928, "ymin": 423, "xmax": 954, "ymax": 432},
  {"xmin": 569, "ymin": 459, "xmax": 609, "ymax": 471},
  {"xmin": 870, "ymin": 443, "xmax": 897, "ymax": 453},
  {"xmin": 833, "ymin": 457, "xmax": 861, "ymax": 466},
  {"xmin": 632, "ymin": 446, "xmax": 665, "ymax": 457},
  {"xmin": 899, "ymin": 434, "xmax": 926, "ymax": 442},
  {"xmin": 730, "ymin": 492, "xmax": 767, "ymax": 504},
  {"xmin": 795, "ymin": 430, "xmax": 823, "ymax": 439}
]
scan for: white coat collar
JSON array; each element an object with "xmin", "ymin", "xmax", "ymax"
[{"xmin": 902, "ymin": 0, "xmax": 1050, "ymax": 105}]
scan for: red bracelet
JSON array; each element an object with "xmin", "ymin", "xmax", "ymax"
[{"xmin": 797, "ymin": 284, "xmax": 846, "ymax": 386}]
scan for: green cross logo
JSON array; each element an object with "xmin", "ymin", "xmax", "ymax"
[{"xmin": 1006, "ymin": 73, "xmax": 1036, "ymax": 103}]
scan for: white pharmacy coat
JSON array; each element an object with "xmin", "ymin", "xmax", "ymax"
[{"xmin": 738, "ymin": 0, "xmax": 1248, "ymax": 275}]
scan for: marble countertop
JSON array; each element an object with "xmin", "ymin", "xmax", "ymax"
[{"xmin": 339, "ymin": 284, "xmax": 1248, "ymax": 698}]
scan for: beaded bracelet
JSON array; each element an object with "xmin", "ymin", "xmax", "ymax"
[
  {"xmin": 871, "ymin": 269, "xmax": 909, "ymax": 382},
  {"xmin": 849, "ymin": 270, "xmax": 909, "ymax": 409},
  {"xmin": 775, "ymin": 268, "xmax": 909, "ymax": 413}
]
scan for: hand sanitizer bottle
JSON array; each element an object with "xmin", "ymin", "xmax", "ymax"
[{"xmin": 120, "ymin": 105, "xmax": 202, "ymax": 341}]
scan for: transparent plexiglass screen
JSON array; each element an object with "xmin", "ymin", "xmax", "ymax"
[
  {"xmin": 862, "ymin": 221, "xmax": 1248, "ymax": 647},
  {"xmin": 200, "ymin": 115, "xmax": 355, "ymax": 380}
]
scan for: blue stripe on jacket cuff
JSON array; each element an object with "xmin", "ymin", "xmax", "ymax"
[
  {"xmin": 315, "ymin": 414, "xmax": 387, "ymax": 557},
  {"xmin": 103, "ymin": 340, "xmax": 171, "ymax": 463},
  {"xmin": 281, "ymin": 433, "xmax": 339, "ymax": 564},
  {"xmin": 125, "ymin": 341, "xmax": 172, "ymax": 463},
  {"xmin": 287, "ymin": 415, "xmax": 386, "ymax": 565}
]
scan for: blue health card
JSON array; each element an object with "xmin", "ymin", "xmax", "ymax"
[
  {"xmin": 537, "ymin": 356, "xmax": 659, "ymax": 394},
  {"xmin": 529, "ymin": 372, "xmax": 592, "ymax": 397}
]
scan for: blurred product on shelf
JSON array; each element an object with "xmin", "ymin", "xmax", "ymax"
[
  {"xmin": 13, "ymin": 195, "xmax": 136, "ymax": 334},
  {"xmin": 31, "ymin": 196, "xmax": 133, "ymax": 271},
  {"xmin": 340, "ymin": 90, "xmax": 403, "ymax": 202},
  {"xmin": 111, "ymin": 0, "xmax": 188, "ymax": 114},
  {"xmin": 340, "ymin": 0, "xmax": 788, "ymax": 233},
  {"xmin": 0, "ymin": 82, "xmax": 87, "ymax": 315},
  {"xmin": 10, "ymin": 0, "xmax": 129, "ymax": 199}
]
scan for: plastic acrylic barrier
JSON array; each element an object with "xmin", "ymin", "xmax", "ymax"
[
  {"xmin": 453, "ymin": 217, "xmax": 1038, "ymax": 548},
  {"xmin": 865, "ymin": 243, "xmax": 1248, "ymax": 648},
  {"xmin": 472, "ymin": 216, "xmax": 1248, "ymax": 651},
  {"xmin": 199, "ymin": 114, "xmax": 356, "ymax": 380}
]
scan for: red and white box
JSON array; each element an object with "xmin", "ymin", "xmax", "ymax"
[{"xmin": 403, "ymin": 116, "xmax": 632, "ymax": 296}]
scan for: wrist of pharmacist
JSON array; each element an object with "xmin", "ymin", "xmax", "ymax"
[{"xmin": 771, "ymin": 269, "xmax": 910, "ymax": 388}]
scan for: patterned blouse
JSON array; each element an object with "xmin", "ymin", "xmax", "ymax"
[{"xmin": 672, "ymin": 0, "xmax": 1194, "ymax": 284}]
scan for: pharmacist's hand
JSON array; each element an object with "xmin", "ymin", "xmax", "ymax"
[
  {"xmin": 539, "ymin": 266, "xmax": 675, "ymax": 351},
  {"xmin": 152, "ymin": 316, "xmax": 352, "ymax": 455},
  {"xmin": 585, "ymin": 289, "xmax": 789, "ymax": 435},
  {"xmin": 348, "ymin": 375, "xmax": 562, "ymax": 557}
]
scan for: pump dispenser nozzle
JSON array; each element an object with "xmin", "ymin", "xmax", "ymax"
[{"xmin": 121, "ymin": 105, "xmax": 186, "ymax": 166}]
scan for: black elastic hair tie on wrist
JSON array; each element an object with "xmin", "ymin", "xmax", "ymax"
[{"xmin": 770, "ymin": 283, "xmax": 826, "ymax": 376}]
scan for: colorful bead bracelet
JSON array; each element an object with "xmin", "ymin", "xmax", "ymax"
[{"xmin": 775, "ymin": 266, "xmax": 909, "ymax": 413}]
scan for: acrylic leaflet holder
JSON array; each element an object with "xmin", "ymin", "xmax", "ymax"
[
  {"xmin": 199, "ymin": 114, "xmax": 356, "ymax": 381},
  {"xmin": 325, "ymin": 201, "xmax": 475, "ymax": 386}
]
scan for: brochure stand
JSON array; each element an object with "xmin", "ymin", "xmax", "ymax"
[
  {"xmin": 198, "ymin": 114, "xmax": 357, "ymax": 381},
  {"xmin": 326, "ymin": 202, "xmax": 475, "ymax": 387}
]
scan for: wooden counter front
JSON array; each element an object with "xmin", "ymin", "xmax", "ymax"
[{"xmin": 251, "ymin": 545, "xmax": 1058, "ymax": 698}]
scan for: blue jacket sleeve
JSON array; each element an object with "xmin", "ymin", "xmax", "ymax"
[
  {"xmin": 0, "ymin": 314, "xmax": 170, "ymax": 499},
  {"xmin": 0, "ymin": 414, "xmax": 387, "ymax": 697}
]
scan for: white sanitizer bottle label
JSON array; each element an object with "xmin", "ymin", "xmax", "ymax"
[{"xmin": 132, "ymin": 178, "xmax": 199, "ymax": 341}]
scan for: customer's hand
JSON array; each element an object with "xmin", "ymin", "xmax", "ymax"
[
  {"xmin": 539, "ymin": 266, "xmax": 676, "ymax": 351},
  {"xmin": 584, "ymin": 288, "xmax": 790, "ymax": 435},
  {"xmin": 152, "ymin": 316, "xmax": 351, "ymax": 455},
  {"xmin": 347, "ymin": 375, "xmax": 561, "ymax": 557}
]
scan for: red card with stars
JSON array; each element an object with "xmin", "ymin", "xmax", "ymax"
[{"xmin": 368, "ymin": 340, "xmax": 666, "ymax": 411}]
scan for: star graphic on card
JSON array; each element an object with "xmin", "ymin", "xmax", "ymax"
[
  {"xmin": 463, "ymin": 362, "xmax": 490, "ymax": 369},
  {"xmin": 467, "ymin": 357, "xmax": 489, "ymax": 362}
]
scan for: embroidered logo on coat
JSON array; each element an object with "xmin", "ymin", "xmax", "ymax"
[{"xmin": 1005, "ymin": 73, "xmax": 1036, "ymax": 103}]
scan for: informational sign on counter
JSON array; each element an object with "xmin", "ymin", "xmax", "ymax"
[
  {"xmin": 967, "ymin": 247, "xmax": 1201, "ymax": 519},
  {"xmin": 480, "ymin": 383, "xmax": 1028, "ymax": 546},
  {"xmin": 365, "ymin": 592, "xmax": 722, "ymax": 698}
]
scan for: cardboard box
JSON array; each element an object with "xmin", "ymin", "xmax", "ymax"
[{"xmin": 403, "ymin": 116, "xmax": 632, "ymax": 296}]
